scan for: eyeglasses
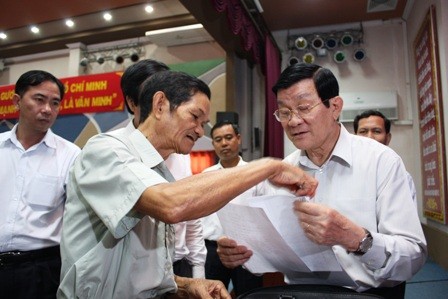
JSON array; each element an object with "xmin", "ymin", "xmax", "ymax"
[{"xmin": 273, "ymin": 98, "xmax": 331, "ymax": 122}]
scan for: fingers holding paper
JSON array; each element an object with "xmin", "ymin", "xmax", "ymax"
[
  {"xmin": 217, "ymin": 236, "xmax": 252, "ymax": 269},
  {"xmin": 268, "ymin": 162, "xmax": 318, "ymax": 197},
  {"xmin": 293, "ymin": 201, "xmax": 365, "ymax": 251}
]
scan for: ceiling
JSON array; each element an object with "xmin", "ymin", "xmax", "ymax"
[{"xmin": 0, "ymin": 0, "xmax": 410, "ymax": 60}]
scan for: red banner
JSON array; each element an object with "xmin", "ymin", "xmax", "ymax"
[{"xmin": 0, "ymin": 72, "xmax": 124, "ymax": 120}]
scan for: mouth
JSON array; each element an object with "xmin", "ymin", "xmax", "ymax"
[{"xmin": 186, "ymin": 134, "xmax": 197, "ymax": 143}]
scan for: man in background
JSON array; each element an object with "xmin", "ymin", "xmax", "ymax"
[
  {"xmin": 202, "ymin": 120, "xmax": 263, "ymax": 296},
  {"xmin": 353, "ymin": 109, "xmax": 417, "ymax": 204},
  {"xmin": 166, "ymin": 153, "xmax": 207, "ymax": 279},
  {"xmin": 0, "ymin": 70, "xmax": 80, "ymax": 298}
]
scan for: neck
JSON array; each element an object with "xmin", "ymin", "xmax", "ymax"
[
  {"xmin": 306, "ymin": 125, "xmax": 341, "ymax": 167},
  {"xmin": 16, "ymin": 124, "xmax": 46, "ymax": 150},
  {"xmin": 220, "ymin": 156, "xmax": 240, "ymax": 168}
]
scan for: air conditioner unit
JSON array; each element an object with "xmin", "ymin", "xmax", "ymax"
[{"xmin": 339, "ymin": 91, "xmax": 398, "ymax": 122}]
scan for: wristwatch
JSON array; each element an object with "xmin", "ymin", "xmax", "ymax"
[{"xmin": 353, "ymin": 228, "xmax": 373, "ymax": 255}]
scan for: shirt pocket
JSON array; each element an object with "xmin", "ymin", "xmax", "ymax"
[{"xmin": 26, "ymin": 173, "xmax": 64, "ymax": 207}]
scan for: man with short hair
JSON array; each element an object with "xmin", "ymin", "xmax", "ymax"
[
  {"xmin": 0, "ymin": 70, "xmax": 80, "ymax": 298},
  {"xmin": 353, "ymin": 109, "xmax": 417, "ymax": 204},
  {"xmin": 218, "ymin": 63, "xmax": 427, "ymax": 299},
  {"xmin": 58, "ymin": 70, "xmax": 317, "ymax": 298},
  {"xmin": 202, "ymin": 120, "xmax": 263, "ymax": 296}
]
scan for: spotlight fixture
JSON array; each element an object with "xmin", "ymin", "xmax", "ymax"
[
  {"xmin": 103, "ymin": 12, "xmax": 112, "ymax": 21},
  {"xmin": 65, "ymin": 19, "xmax": 75, "ymax": 28},
  {"xmin": 114, "ymin": 54, "xmax": 124, "ymax": 64},
  {"xmin": 302, "ymin": 52, "xmax": 315, "ymax": 64},
  {"xmin": 130, "ymin": 50, "xmax": 140, "ymax": 62},
  {"xmin": 311, "ymin": 35, "xmax": 324, "ymax": 50},
  {"xmin": 294, "ymin": 36, "xmax": 308, "ymax": 50},
  {"xmin": 0, "ymin": 32, "xmax": 7, "ymax": 40},
  {"xmin": 79, "ymin": 57, "xmax": 89, "ymax": 67},
  {"xmin": 340, "ymin": 32, "xmax": 354, "ymax": 46},
  {"xmin": 30, "ymin": 26, "xmax": 40, "ymax": 34},
  {"xmin": 353, "ymin": 48, "xmax": 366, "ymax": 62},
  {"xmin": 96, "ymin": 54, "xmax": 105, "ymax": 65},
  {"xmin": 288, "ymin": 56, "xmax": 300, "ymax": 66},
  {"xmin": 316, "ymin": 48, "xmax": 328, "ymax": 57},
  {"xmin": 325, "ymin": 36, "xmax": 338, "ymax": 50},
  {"xmin": 334, "ymin": 51, "xmax": 346, "ymax": 63},
  {"xmin": 145, "ymin": 5, "xmax": 154, "ymax": 13}
]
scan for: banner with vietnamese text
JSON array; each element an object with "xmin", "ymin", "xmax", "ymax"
[{"xmin": 0, "ymin": 72, "xmax": 124, "ymax": 120}]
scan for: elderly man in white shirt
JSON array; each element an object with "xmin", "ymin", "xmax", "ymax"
[{"xmin": 217, "ymin": 63, "xmax": 427, "ymax": 299}]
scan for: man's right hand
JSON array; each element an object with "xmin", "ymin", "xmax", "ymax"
[{"xmin": 216, "ymin": 236, "xmax": 252, "ymax": 269}]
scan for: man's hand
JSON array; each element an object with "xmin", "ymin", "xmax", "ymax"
[
  {"xmin": 293, "ymin": 201, "xmax": 365, "ymax": 251},
  {"xmin": 269, "ymin": 161, "xmax": 318, "ymax": 197},
  {"xmin": 217, "ymin": 236, "xmax": 252, "ymax": 269},
  {"xmin": 169, "ymin": 276, "xmax": 231, "ymax": 299}
]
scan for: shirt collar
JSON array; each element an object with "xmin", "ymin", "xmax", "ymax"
[
  {"xmin": 217, "ymin": 156, "xmax": 243, "ymax": 169},
  {"xmin": 128, "ymin": 124, "xmax": 164, "ymax": 168},
  {"xmin": 1, "ymin": 124, "xmax": 56, "ymax": 150}
]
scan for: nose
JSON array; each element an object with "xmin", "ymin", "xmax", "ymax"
[
  {"xmin": 288, "ymin": 111, "xmax": 304, "ymax": 125},
  {"xmin": 366, "ymin": 131, "xmax": 374, "ymax": 139},
  {"xmin": 195, "ymin": 125, "xmax": 204, "ymax": 138},
  {"xmin": 41, "ymin": 102, "xmax": 52, "ymax": 114}
]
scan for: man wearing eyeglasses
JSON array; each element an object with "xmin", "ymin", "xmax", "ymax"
[{"xmin": 217, "ymin": 63, "xmax": 427, "ymax": 299}]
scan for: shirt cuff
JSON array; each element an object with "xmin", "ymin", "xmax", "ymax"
[{"xmin": 192, "ymin": 265, "xmax": 205, "ymax": 279}]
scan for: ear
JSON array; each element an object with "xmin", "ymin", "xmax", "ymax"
[
  {"xmin": 385, "ymin": 133, "xmax": 392, "ymax": 146},
  {"xmin": 125, "ymin": 96, "xmax": 137, "ymax": 113},
  {"xmin": 236, "ymin": 134, "xmax": 242, "ymax": 145},
  {"xmin": 330, "ymin": 96, "xmax": 343, "ymax": 121},
  {"xmin": 152, "ymin": 91, "xmax": 167, "ymax": 119},
  {"xmin": 12, "ymin": 94, "xmax": 20, "ymax": 110}
]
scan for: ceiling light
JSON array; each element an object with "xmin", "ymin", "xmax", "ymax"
[
  {"xmin": 288, "ymin": 56, "xmax": 300, "ymax": 66},
  {"xmin": 65, "ymin": 19, "xmax": 75, "ymax": 28},
  {"xmin": 145, "ymin": 24, "xmax": 203, "ymax": 36},
  {"xmin": 325, "ymin": 36, "xmax": 338, "ymax": 50},
  {"xmin": 0, "ymin": 32, "xmax": 7, "ymax": 40},
  {"xmin": 353, "ymin": 48, "xmax": 366, "ymax": 62},
  {"xmin": 340, "ymin": 32, "xmax": 354, "ymax": 46},
  {"xmin": 334, "ymin": 50, "xmax": 346, "ymax": 63},
  {"xmin": 79, "ymin": 57, "xmax": 89, "ymax": 67},
  {"xmin": 145, "ymin": 5, "xmax": 154, "ymax": 13},
  {"xmin": 103, "ymin": 12, "xmax": 112, "ymax": 21},
  {"xmin": 130, "ymin": 50, "xmax": 140, "ymax": 62},
  {"xmin": 96, "ymin": 54, "xmax": 105, "ymax": 65},
  {"xmin": 30, "ymin": 26, "xmax": 40, "ymax": 34},
  {"xmin": 302, "ymin": 52, "xmax": 315, "ymax": 64},
  {"xmin": 311, "ymin": 35, "xmax": 324, "ymax": 50},
  {"xmin": 294, "ymin": 36, "xmax": 307, "ymax": 50},
  {"xmin": 114, "ymin": 54, "xmax": 124, "ymax": 64}
]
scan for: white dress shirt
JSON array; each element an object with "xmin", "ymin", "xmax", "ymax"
[
  {"xmin": 59, "ymin": 121, "xmax": 176, "ymax": 298},
  {"xmin": 0, "ymin": 124, "xmax": 80, "ymax": 252},
  {"xmin": 165, "ymin": 153, "xmax": 207, "ymax": 278},
  {"xmin": 269, "ymin": 125, "xmax": 427, "ymax": 291},
  {"xmin": 201, "ymin": 157, "xmax": 258, "ymax": 241}
]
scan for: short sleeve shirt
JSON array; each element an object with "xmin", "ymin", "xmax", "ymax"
[{"xmin": 58, "ymin": 122, "xmax": 176, "ymax": 299}]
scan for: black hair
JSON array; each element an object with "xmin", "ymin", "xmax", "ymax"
[
  {"xmin": 15, "ymin": 70, "xmax": 65, "ymax": 99},
  {"xmin": 120, "ymin": 59, "xmax": 169, "ymax": 114},
  {"xmin": 211, "ymin": 120, "xmax": 240, "ymax": 138},
  {"xmin": 138, "ymin": 70, "xmax": 211, "ymax": 124},
  {"xmin": 353, "ymin": 109, "xmax": 391, "ymax": 134},
  {"xmin": 272, "ymin": 63, "xmax": 339, "ymax": 107}
]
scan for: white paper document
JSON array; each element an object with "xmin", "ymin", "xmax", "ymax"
[{"xmin": 217, "ymin": 195, "xmax": 355, "ymax": 285}]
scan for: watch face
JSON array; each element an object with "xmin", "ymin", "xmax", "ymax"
[{"xmin": 360, "ymin": 232, "xmax": 373, "ymax": 253}]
